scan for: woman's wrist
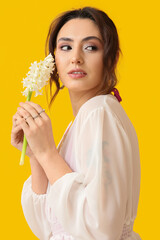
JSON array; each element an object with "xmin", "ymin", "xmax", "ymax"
[{"xmin": 29, "ymin": 156, "xmax": 49, "ymax": 195}]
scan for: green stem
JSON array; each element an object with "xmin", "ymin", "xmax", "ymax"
[{"xmin": 19, "ymin": 91, "xmax": 33, "ymax": 165}]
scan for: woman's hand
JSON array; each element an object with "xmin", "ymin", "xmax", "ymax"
[
  {"xmin": 14, "ymin": 101, "xmax": 57, "ymax": 161},
  {"xmin": 11, "ymin": 112, "xmax": 35, "ymax": 158}
]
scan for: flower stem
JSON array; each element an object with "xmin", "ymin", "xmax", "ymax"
[{"xmin": 19, "ymin": 91, "xmax": 33, "ymax": 165}]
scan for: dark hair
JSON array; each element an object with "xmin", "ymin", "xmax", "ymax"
[{"xmin": 45, "ymin": 6, "xmax": 122, "ymax": 109}]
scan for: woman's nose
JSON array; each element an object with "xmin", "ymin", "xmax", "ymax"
[
  {"xmin": 71, "ymin": 57, "xmax": 83, "ymax": 64},
  {"xmin": 71, "ymin": 50, "xmax": 84, "ymax": 64}
]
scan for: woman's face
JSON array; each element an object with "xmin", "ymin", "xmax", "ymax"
[{"xmin": 55, "ymin": 18, "xmax": 104, "ymax": 94}]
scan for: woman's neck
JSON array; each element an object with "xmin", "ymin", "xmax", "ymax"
[{"xmin": 68, "ymin": 90, "xmax": 98, "ymax": 117}]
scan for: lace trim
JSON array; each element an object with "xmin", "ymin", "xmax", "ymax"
[
  {"xmin": 50, "ymin": 232, "xmax": 75, "ymax": 240},
  {"xmin": 50, "ymin": 221, "xmax": 134, "ymax": 240},
  {"xmin": 120, "ymin": 221, "xmax": 134, "ymax": 240}
]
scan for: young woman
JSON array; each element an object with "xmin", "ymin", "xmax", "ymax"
[{"xmin": 11, "ymin": 7, "xmax": 142, "ymax": 240}]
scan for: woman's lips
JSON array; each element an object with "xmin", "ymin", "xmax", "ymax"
[
  {"xmin": 67, "ymin": 69, "xmax": 87, "ymax": 79},
  {"xmin": 68, "ymin": 72, "xmax": 87, "ymax": 79}
]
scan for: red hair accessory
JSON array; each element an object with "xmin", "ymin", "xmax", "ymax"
[{"xmin": 111, "ymin": 88, "xmax": 122, "ymax": 102}]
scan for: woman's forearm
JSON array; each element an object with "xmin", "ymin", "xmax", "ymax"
[
  {"xmin": 38, "ymin": 150, "xmax": 73, "ymax": 185},
  {"xmin": 29, "ymin": 156, "xmax": 48, "ymax": 194}
]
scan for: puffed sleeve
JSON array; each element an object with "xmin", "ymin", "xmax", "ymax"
[
  {"xmin": 46, "ymin": 107, "xmax": 131, "ymax": 240},
  {"xmin": 21, "ymin": 175, "xmax": 52, "ymax": 240}
]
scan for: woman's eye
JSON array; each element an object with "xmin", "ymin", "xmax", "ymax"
[
  {"xmin": 60, "ymin": 45, "xmax": 72, "ymax": 51},
  {"xmin": 85, "ymin": 46, "xmax": 98, "ymax": 51}
]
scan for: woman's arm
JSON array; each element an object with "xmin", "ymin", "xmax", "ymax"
[
  {"xmin": 21, "ymin": 173, "xmax": 52, "ymax": 240},
  {"xmin": 29, "ymin": 156, "xmax": 48, "ymax": 194}
]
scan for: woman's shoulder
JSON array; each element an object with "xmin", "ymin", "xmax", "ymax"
[
  {"xmin": 76, "ymin": 94, "xmax": 135, "ymax": 135},
  {"xmin": 77, "ymin": 94, "xmax": 121, "ymax": 119}
]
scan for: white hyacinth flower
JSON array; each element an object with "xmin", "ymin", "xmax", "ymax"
[
  {"xmin": 20, "ymin": 53, "xmax": 55, "ymax": 166},
  {"xmin": 21, "ymin": 53, "xmax": 55, "ymax": 97}
]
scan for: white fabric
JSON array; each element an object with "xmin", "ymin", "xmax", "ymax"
[{"xmin": 21, "ymin": 94, "xmax": 141, "ymax": 240}]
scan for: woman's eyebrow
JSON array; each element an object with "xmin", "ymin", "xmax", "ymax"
[{"xmin": 57, "ymin": 36, "xmax": 103, "ymax": 44}]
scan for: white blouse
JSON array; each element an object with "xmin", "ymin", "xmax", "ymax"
[{"xmin": 21, "ymin": 94, "xmax": 142, "ymax": 240}]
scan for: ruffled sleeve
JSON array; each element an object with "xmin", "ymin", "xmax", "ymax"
[
  {"xmin": 46, "ymin": 106, "xmax": 133, "ymax": 240},
  {"xmin": 21, "ymin": 176, "xmax": 52, "ymax": 240}
]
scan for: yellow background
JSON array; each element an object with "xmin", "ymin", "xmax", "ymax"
[{"xmin": 0, "ymin": 0, "xmax": 159, "ymax": 239}]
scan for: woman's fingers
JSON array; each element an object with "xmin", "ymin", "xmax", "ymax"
[
  {"xmin": 17, "ymin": 102, "xmax": 47, "ymax": 127},
  {"xmin": 18, "ymin": 108, "xmax": 42, "ymax": 128},
  {"xmin": 11, "ymin": 113, "xmax": 24, "ymax": 139},
  {"xmin": 11, "ymin": 113, "xmax": 23, "ymax": 146},
  {"xmin": 12, "ymin": 113, "xmax": 29, "ymax": 140},
  {"xmin": 23, "ymin": 101, "xmax": 48, "ymax": 120},
  {"xmin": 11, "ymin": 110, "xmax": 37, "ymax": 158},
  {"xmin": 11, "ymin": 124, "xmax": 21, "ymax": 133},
  {"xmin": 12, "ymin": 112, "xmax": 21, "ymax": 127},
  {"xmin": 17, "ymin": 105, "xmax": 36, "ymax": 119},
  {"xmin": 12, "ymin": 113, "xmax": 18, "ymax": 126},
  {"xmin": 12, "ymin": 102, "xmax": 46, "ymax": 130}
]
